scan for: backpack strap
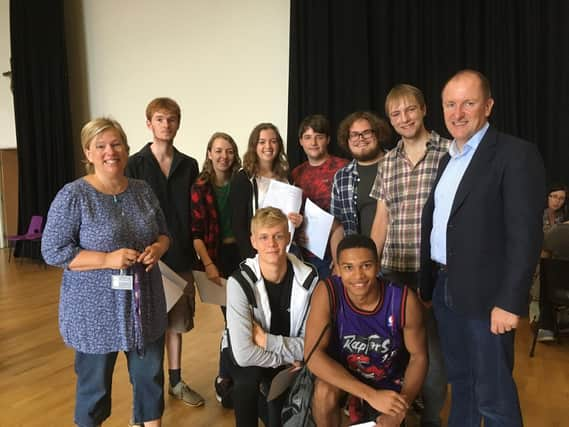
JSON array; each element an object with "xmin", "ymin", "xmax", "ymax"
[
  {"xmin": 300, "ymin": 261, "xmax": 318, "ymax": 290},
  {"xmin": 231, "ymin": 262, "xmax": 258, "ymax": 308},
  {"xmin": 305, "ymin": 323, "xmax": 329, "ymax": 365}
]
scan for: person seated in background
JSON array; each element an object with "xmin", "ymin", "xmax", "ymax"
[
  {"xmin": 536, "ymin": 183, "xmax": 568, "ymax": 342},
  {"xmin": 42, "ymin": 117, "xmax": 170, "ymax": 427},
  {"xmin": 537, "ymin": 196, "xmax": 569, "ymax": 342},
  {"xmin": 226, "ymin": 207, "xmax": 319, "ymax": 427},
  {"xmin": 543, "ymin": 221, "xmax": 569, "ymax": 260},
  {"xmin": 291, "ymin": 114, "xmax": 349, "ymax": 279},
  {"xmin": 190, "ymin": 132, "xmax": 242, "ymax": 406},
  {"xmin": 230, "ymin": 123, "xmax": 302, "ymax": 262},
  {"xmin": 542, "ymin": 183, "xmax": 568, "ymax": 232},
  {"xmin": 305, "ymin": 234, "xmax": 427, "ymax": 426}
]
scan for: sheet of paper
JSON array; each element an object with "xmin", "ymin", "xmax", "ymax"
[
  {"xmin": 350, "ymin": 422, "xmax": 376, "ymax": 427},
  {"xmin": 266, "ymin": 366, "xmax": 300, "ymax": 401},
  {"xmin": 302, "ymin": 197, "xmax": 334, "ymax": 259},
  {"xmin": 192, "ymin": 270, "xmax": 227, "ymax": 306},
  {"xmin": 262, "ymin": 179, "xmax": 303, "ymax": 214},
  {"xmin": 159, "ymin": 260, "xmax": 187, "ymax": 312},
  {"xmin": 261, "ymin": 179, "xmax": 303, "ymax": 243}
]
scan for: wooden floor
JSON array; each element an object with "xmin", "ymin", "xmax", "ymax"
[{"xmin": 0, "ymin": 249, "xmax": 568, "ymax": 426}]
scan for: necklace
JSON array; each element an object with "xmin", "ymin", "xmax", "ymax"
[
  {"xmin": 94, "ymin": 176, "xmax": 128, "ymax": 198},
  {"xmin": 91, "ymin": 175, "xmax": 128, "ymax": 214}
]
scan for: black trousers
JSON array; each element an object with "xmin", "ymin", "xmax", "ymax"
[
  {"xmin": 229, "ymin": 355, "xmax": 286, "ymax": 427},
  {"xmin": 218, "ymin": 242, "xmax": 240, "ymax": 377}
]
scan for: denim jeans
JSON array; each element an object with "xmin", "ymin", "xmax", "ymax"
[
  {"xmin": 432, "ymin": 271, "xmax": 522, "ymax": 427},
  {"xmin": 74, "ymin": 335, "xmax": 165, "ymax": 427}
]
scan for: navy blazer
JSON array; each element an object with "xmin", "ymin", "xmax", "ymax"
[{"xmin": 419, "ymin": 126, "xmax": 545, "ymax": 317}]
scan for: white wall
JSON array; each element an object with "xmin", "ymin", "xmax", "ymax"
[
  {"xmin": 0, "ymin": 0, "xmax": 15, "ymax": 245},
  {"xmin": 75, "ymin": 0, "xmax": 291, "ymax": 164},
  {"xmin": 0, "ymin": 0, "xmax": 16, "ymax": 150}
]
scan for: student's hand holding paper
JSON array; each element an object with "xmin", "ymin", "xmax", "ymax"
[
  {"xmin": 192, "ymin": 270, "xmax": 227, "ymax": 305},
  {"xmin": 288, "ymin": 212, "xmax": 303, "ymax": 228},
  {"xmin": 205, "ymin": 263, "xmax": 222, "ymax": 286}
]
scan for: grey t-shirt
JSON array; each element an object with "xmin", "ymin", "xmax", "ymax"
[{"xmin": 357, "ymin": 162, "xmax": 379, "ymax": 236}]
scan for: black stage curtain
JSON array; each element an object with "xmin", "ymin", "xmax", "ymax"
[
  {"xmin": 10, "ymin": 0, "xmax": 74, "ymax": 258},
  {"xmin": 287, "ymin": 0, "xmax": 569, "ymax": 185}
]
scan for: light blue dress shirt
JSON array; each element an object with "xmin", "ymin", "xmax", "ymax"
[{"xmin": 430, "ymin": 123, "xmax": 489, "ymax": 264}]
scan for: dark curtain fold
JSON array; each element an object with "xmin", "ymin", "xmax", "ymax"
[
  {"xmin": 10, "ymin": 0, "xmax": 74, "ymax": 258},
  {"xmin": 288, "ymin": 0, "xmax": 569, "ymax": 185}
]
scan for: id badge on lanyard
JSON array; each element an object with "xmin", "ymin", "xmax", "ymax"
[{"xmin": 111, "ymin": 269, "xmax": 133, "ymax": 290}]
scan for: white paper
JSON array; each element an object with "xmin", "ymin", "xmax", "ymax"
[
  {"xmin": 350, "ymin": 422, "xmax": 376, "ymax": 427},
  {"xmin": 266, "ymin": 366, "xmax": 300, "ymax": 401},
  {"xmin": 159, "ymin": 260, "xmax": 187, "ymax": 312},
  {"xmin": 302, "ymin": 198, "xmax": 334, "ymax": 259},
  {"xmin": 192, "ymin": 270, "xmax": 227, "ymax": 306},
  {"xmin": 261, "ymin": 179, "xmax": 303, "ymax": 244}
]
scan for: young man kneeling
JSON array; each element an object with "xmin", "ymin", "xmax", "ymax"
[
  {"xmin": 226, "ymin": 207, "xmax": 320, "ymax": 427},
  {"xmin": 305, "ymin": 235, "xmax": 427, "ymax": 426}
]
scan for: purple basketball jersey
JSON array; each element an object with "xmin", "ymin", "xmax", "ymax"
[{"xmin": 328, "ymin": 276, "xmax": 408, "ymax": 392}]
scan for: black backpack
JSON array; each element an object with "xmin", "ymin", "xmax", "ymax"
[{"xmin": 281, "ymin": 278, "xmax": 337, "ymax": 427}]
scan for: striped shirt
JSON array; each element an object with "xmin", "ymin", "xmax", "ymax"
[{"xmin": 371, "ymin": 131, "xmax": 450, "ymax": 271}]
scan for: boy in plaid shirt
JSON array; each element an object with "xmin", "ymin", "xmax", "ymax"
[{"xmin": 370, "ymin": 84, "xmax": 449, "ymax": 427}]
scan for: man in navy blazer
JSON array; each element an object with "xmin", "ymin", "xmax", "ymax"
[{"xmin": 419, "ymin": 70, "xmax": 545, "ymax": 427}]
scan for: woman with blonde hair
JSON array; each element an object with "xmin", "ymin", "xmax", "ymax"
[{"xmin": 42, "ymin": 117, "xmax": 169, "ymax": 427}]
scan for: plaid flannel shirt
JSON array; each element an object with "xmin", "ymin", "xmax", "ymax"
[
  {"xmin": 191, "ymin": 178, "xmax": 220, "ymax": 269},
  {"xmin": 331, "ymin": 159, "xmax": 360, "ymax": 235},
  {"xmin": 371, "ymin": 131, "xmax": 450, "ymax": 272}
]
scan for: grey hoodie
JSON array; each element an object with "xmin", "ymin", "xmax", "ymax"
[{"xmin": 226, "ymin": 253, "xmax": 318, "ymax": 368}]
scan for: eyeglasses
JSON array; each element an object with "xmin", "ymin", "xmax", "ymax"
[
  {"xmin": 549, "ymin": 194, "xmax": 566, "ymax": 201},
  {"xmin": 349, "ymin": 129, "xmax": 375, "ymax": 142}
]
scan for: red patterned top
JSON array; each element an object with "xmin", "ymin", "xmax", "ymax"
[
  {"xmin": 191, "ymin": 178, "xmax": 219, "ymax": 269},
  {"xmin": 292, "ymin": 155, "xmax": 349, "ymax": 212}
]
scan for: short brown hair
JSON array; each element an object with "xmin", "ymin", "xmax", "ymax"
[
  {"xmin": 385, "ymin": 84, "xmax": 426, "ymax": 116},
  {"xmin": 298, "ymin": 114, "xmax": 330, "ymax": 139},
  {"xmin": 251, "ymin": 207, "xmax": 289, "ymax": 234},
  {"xmin": 81, "ymin": 117, "xmax": 129, "ymax": 174},
  {"xmin": 145, "ymin": 97, "xmax": 181, "ymax": 121},
  {"xmin": 337, "ymin": 111, "xmax": 391, "ymax": 153},
  {"xmin": 242, "ymin": 123, "xmax": 289, "ymax": 179}
]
